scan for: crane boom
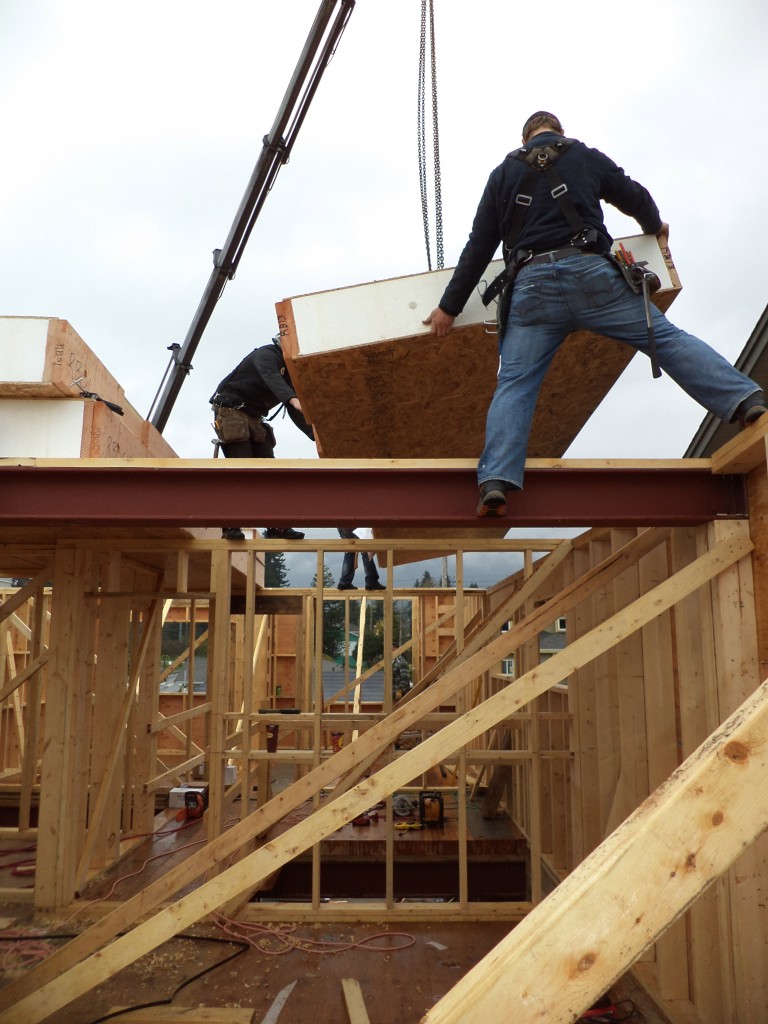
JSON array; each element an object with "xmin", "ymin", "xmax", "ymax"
[{"xmin": 149, "ymin": 0, "xmax": 355, "ymax": 432}]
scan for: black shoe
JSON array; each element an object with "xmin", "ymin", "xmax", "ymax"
[
  {"xmin": 222, "ymin": 527, "xmax": 246, "ymax": 541},
  {"xmin": 365, "ymin": 581, "xmax": 386, "ymax": 591},
  {"xmin": 476, "ymin": 480, "xmax": 508, "ymax": 517},
  {"xmin": 263, "ymin": 527, "xmax": 305, "ymax": 540},
  {"xmin": 338, "ymin": 582, "xmax": 358, "ymax": 590}
]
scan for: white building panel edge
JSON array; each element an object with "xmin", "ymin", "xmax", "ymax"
[
  {"xmin": 0, "ymin": 317, "xmax": 51, "ymax": 383},
  {"xmin": 0, "ymin": 399, "xmax": 85, "ymax": 458}
]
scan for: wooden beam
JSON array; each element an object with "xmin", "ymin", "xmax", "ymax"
[
  {"xmin": 710, "ymin": 415, "xmax": 768, "ymax": 475},
  {"xmin": 407, "ymin": 527, "xmax": 669, "ymax": 706},
  {"xmin": 150, "ymin": 703, "xmax": 211, "ymax": 734},
  {"xmin": 421, "ymin": 676, "xmax": 768, "ymax": 1023},
  {"xmin": 2, "ymin": 531, "xmax": 751, "ymax": 1022},
  {"xmin": 3, "ymin": 627, "xmax": 25, "ymax": 761},
  {"xmin": 251, "ymin": 594, "xmax": 305, "ymax": 615},
  {"xmin": 88, "ymin": 556, "xmax": 129, "ymax": 872},
  {"xmin": 19, "ymin": 588, "xmax": 46, "ymax": 831},
  {"xmin": 208, "ymin": 552, "xmax": 231, "ymax": 843},
  {"xmin": 158, "ymin": 627, "xmax": 210, "ymax": 685},
  {"xmin": 0, "ymin": 566, "xmax": 53, "ymax": 625},
  {"xmin": 667, "ymin": 527, "xmax": 729, "ymax": 1014},
  {"xmin": 706, "ymin": 522, "xmax": 767, "ymax": 1018},
  {"xmin": 341, "ymin": 979, "xmax": 371, "ymax": 1024},
  {"xmin": 0, "ymin": 650, "xmax": 48, "ymax": 704},
  {"xmin": 74, "ymin": 598, "xmax": 163, "ymax": 890},
  {"xmin": 144, "ymin": 752, "xmax": 206, "ymax": 791},
  {"xmin": 34, "ymin": 547, "xmax": 89, "ymax": 908},
  {"xmin": 105, "ymin": 1009, "xmax": 255, "ymax": 1023},
  {"xmin": 7, "ymin": 610, "xmax": 32, "ymax": 641}
]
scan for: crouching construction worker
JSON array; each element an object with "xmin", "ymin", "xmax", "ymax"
[{"xmin": 211, "ymin": 335, "xmax": 314, "ymax": 541}]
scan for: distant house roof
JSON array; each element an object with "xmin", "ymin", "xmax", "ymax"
[
  {"xmin": 685, "ymin": 303, "xmax": 768, "ymax": 457},
  {"xmin": 539, "ymin": 629, "xmax": 568, "ymax": 653}
]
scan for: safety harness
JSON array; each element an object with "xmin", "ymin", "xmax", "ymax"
[
  {"xmin": 482, "ymin": 139, "xmax": 661, "ymax": 377},
  {"xmin": 483, "ymin": 137, "xmax": 596, "ymax": 308}
]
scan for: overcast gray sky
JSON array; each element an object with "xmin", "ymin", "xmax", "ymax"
[{"xmin": 3, "ymin": 0, "xmax": 767, "ymax": 586}]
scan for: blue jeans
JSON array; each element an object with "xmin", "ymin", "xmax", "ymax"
[{"xmin": 478, "ymin": 254, "xmax": 760, "ymax": 489}]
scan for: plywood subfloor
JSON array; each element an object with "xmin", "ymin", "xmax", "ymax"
[
  {"xmin": 0, "ymin": 804, "xmax": 668, "ymax": 1024},
  {"xmin": 0, "ymin": 907, "xmax": 511, "ymax": 1024},
  {"xmin": 0, "ymin": 909, "xmax": 669, "ymax": 1024}
]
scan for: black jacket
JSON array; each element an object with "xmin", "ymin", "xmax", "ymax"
[
  {"xmin": 439, "ymin": 132, "xmax": 663, "ymax": 316},
  {"xmin": 211, "ymin": 342, "xmax": 313, "ymax": 438}
]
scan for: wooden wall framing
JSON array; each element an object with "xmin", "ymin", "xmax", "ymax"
[{"xmin": 1, "ymin": 440, "xmax": 768, "ymax": 1020}]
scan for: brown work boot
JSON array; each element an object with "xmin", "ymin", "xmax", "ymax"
[{"xmin": 476, "ymin": 480, "xmax": 508, "ymax": 517}]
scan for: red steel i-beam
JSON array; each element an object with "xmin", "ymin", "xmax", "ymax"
[{"xmin": 0, "ymin": 460, "xmax": 747, "ymax": 529}]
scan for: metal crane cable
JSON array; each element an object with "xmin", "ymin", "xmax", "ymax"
[
  {"xmin": 147, "ymin": 0, "xmax": 356, "ymax": 432},
  {"xmin": 417, "ymin": 0, "xmax": 443, "ymax": 271}
]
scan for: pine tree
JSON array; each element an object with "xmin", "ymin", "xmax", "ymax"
[
  {"xmin": 265, "ymin": 550, "xmax": 290, "ymax": 587},
  {"xmin": 312, "ymin": 563, "xmax": 346, "ymax": 660},
  {"xmin": 310, "ymin": 563, "xmax": 336, "ymax": 590}
]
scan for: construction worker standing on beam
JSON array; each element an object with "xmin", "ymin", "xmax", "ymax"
[
  {"xmin": 210, "ymin": 334, "xmax": 314, "ymax": 541},
  {"xmin": 424, "ymin": 110, "xmax": 766, "ymax": 518}
]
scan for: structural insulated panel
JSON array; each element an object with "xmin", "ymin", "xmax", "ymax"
[
  {"xmin": 0, "ymin": 317, "xmax": 178, "ymax": 458},
  {"xmin": 276, "ymin": 235, "xmax": 680, "ymax": 462}
]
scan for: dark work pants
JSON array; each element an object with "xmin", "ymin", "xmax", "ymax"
[{"xmin": 339, "ymin": 550, "xmax": 380, "ymax": 587}]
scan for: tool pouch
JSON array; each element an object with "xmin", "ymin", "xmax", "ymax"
[
  {"xmin": 496, "ymin": 282, "xmax": 512, "ymax": 338},
  {"xmin": 611, "ymin": 256, "xmax": 662, "ymax": 380},
  {"xmin": 213, "ymin": 405, "xmax": 267, "ymax": 444},
  {"xmin": 482, "ymin": 256, "xmax": 520, "ymax": 339},
  {"xmin": 495, "ymin": 246, "xmax": 536, "ymax": 338},
  {"xmin": 613, "ymin": 256, "xmax": 661, "ymax": 296},
  {"xmin": 262, "ymin": 420, "xmax": 276, "ymax": 449},
  {"xmin": 493, "ymin": 254, "xmax": 526, "ymax": 338}
]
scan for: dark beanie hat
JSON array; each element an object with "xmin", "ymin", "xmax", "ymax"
[{"xmin": 521, "ymin": 111, "xmax": 563, "ymax": 141}]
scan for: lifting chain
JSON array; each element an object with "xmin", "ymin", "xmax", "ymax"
[{"xmin": 417, "ymin": 0, "xmax": 443, "ymax": 271}]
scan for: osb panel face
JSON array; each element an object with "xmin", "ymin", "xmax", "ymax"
[
  {"xmin": 288, "ymin": 323, "xmax": 493, "ymax": 459},
  {"xmin": 287, "ymin": 321, "xmax": 635, "ymax": 460},
  {"xmin": 529, "ymin": 328, "xmax": 634, "ymax": 455}
]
